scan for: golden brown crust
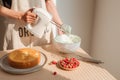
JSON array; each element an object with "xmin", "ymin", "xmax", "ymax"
[{"xmin": 8, "ymin": 48, "xmax": 40, "ymax": 69}]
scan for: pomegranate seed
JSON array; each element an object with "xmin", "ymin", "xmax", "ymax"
[
  {"xmin": 53, "ymin": 72, "xmax": 57, "ymax": 75},
  {"xmin": 51, "ymin": 61, "xmax": 57, "ymax": 65},
  {"xmin": 59, "ymin": 57, "xmax": 80, "ymax": 70}
]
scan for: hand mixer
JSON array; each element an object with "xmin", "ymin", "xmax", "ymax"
[{"xmin": 25, "ymin": 8, "xmax": 67, "ymax": 38}]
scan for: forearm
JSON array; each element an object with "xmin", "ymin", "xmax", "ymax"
[
  {"xmin": 45, "ymin": 0, "xmax": 63, "ymax": 25},
  {"xmin": 0, "ymin": 5, "xmax": 23, "ymax": 20}
]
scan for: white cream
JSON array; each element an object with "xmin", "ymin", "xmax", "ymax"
[
  {"xmin": 55, "ymin": 34, "xmax": 80, "ymax": 44},
  {"xmin": 55, "ymin": 35, "xmax": 73, "ymax": 43}
]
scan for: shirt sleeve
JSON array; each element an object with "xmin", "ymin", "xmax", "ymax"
[{"xmin": 2, "ymin": 0, "xmax": 12, "ymax": 8}]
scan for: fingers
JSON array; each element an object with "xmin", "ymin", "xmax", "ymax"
[
  {"xmin": 25, "ymin": 11, "xmax": 37, "ymax": 23},
  {"xmin": 28, "ymin": 8, "xmax": 34, "ymax": 12},
  {"xmin": 58, "ymin": 29, "xmax": 64, "ymax": 35},
  {"xmin": 22, "ymin": 9, "xmax": 37, "ymax": 24}
]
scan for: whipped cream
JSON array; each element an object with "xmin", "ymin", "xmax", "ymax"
[{"xmin": 55, "ymin": 34, "xmax": 80, "ymax": 44}]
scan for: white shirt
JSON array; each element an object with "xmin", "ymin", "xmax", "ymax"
[{"xmin": 3, "ymin": 0, "xmax": 57, "ymax": 50}]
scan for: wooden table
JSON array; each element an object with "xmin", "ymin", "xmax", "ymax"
[{"xmin": 0, "ymin": 45, "xmax": 117, "ymax": 80}]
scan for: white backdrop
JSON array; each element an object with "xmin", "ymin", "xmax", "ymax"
[{"xmin": 91, "ymin": 0, "xmax": 120, "ymax": 79}]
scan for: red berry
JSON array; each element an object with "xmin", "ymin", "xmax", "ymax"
[
  {"xmin": 51, "ymin": 61, "xmax": 57, "ymax": 65},
  {"xmin": 59, "ymin": 57, "xmax": 80, "ymax": 70},
  {"xmin": 53, "ymin": 72, "xmax": 57, "ymax": 75}
]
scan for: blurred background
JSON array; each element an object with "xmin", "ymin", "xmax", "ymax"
[{"xmin": 56, "ymin": 0, "xmax": 120, "ymax": 79}]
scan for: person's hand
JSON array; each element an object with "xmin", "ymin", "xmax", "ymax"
[
  {"xmin": 58, "ymin": 28, "xmax": 64, "ymax": 35},
  {"xmin": 61, "ymin": 24, "xmax": 72, "ymax": 34},
  {"xmin": 58, "ymin": 24, "xmax": 72, "ymax": 35},
  {"xmin": 21, "ymin": 9, "xmax": 37, "ymax": 24}
]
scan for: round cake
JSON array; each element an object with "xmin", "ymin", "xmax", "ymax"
[{"xmin": 7, "ymin": 48, "xmax": 40, "ymax": 69}]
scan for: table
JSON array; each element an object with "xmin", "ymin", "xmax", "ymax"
[{"xmin": 0, "ymin": 45, "xmax": 117, "ymax": 80}]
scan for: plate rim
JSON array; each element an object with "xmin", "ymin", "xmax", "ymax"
[{"xmin": 0, "ymin": 52, "xmax": 47, "ymax": 74}]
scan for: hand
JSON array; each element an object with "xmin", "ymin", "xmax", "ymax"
[
  {"xmin": 58, "ymin": 29, "xmax": 64, "ymax": 35},
  {"xmin": 21, "ymin": 8, "xmax": 37, "ymax": 24},
  {"xmin": 58, "ymin": 24, "xmax": 72, "ymax": 35},
  {"xmin": 61, "ymin": 24, "xmax": 72, "ymax": 34}
]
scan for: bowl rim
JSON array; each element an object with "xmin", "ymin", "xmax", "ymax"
[{"xmin": 53, "ymin": 34, "xmax": 81, "ymax": 44}]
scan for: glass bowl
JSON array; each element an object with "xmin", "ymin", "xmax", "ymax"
[{"xmin": 53, "ymin": 34, "xmax": 81, "ymax": 53}]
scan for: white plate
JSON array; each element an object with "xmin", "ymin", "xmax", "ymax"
[{"xmin": 0, "ymin": 52, "xmax": 47, "ymax": 74}]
